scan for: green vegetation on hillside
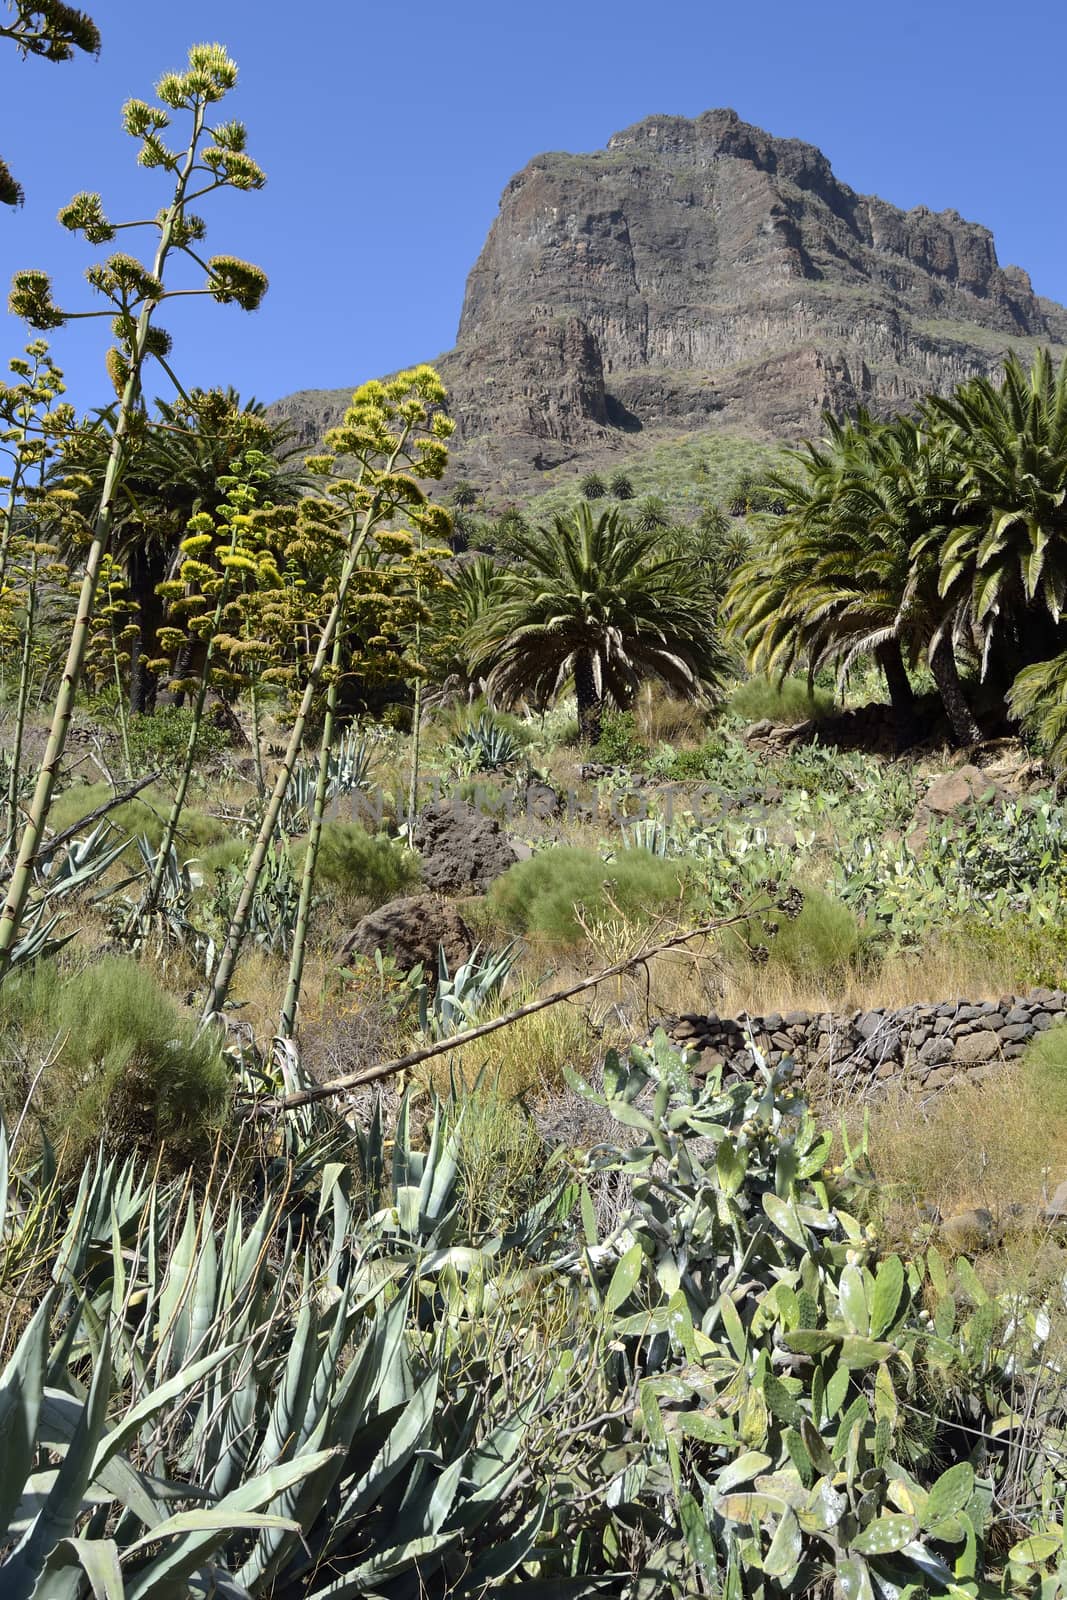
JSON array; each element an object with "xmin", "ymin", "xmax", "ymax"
[{"xmin": 3, "ymin": 34, "xmax": 1067, "ymax": 1599}]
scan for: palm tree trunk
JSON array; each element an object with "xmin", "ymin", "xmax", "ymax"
[
  {"xmin": 574, "ymin": 651, "xmax": 603, "ymax": 744},
  {"xmin": 930, "ymin": 634, "xmax": 983, "ymax": 747},
  {"xmin": 127, "ymin": 543, "xmax": 166, "ymax": 715},
  {"xmin": 876, "ymin": 641, "xmax": 917, "ymax": 747},
  {"xmin": 876, "ymin": 641, "xmax": 915, "ymax": 715}
]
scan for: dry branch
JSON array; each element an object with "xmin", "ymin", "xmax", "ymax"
[{"xmin": 253, "ymin": 901, "xmax": 775, "ymax": 1113}]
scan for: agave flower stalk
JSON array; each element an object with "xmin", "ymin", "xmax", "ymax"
[
  {"xmin": 0, "ymin": 44, "xmax": 268, "ymax": 978},
  {"xmin": 5, "ymin": 538, "xmax": 40, "ymax": 842},
  {"xmin": 203, "ymin": 367, "xmax": 453, "ymax": 1021},
  {"xmin": 136, "ymin": 458, "xmax": 275, "ymax": 926},
  {"xmin": 278, "ymin": 631, "xmax": 342, "ymax": 1039}
]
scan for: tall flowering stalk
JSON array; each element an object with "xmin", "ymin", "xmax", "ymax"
[
  {"xmin": 0, "ymin": 43, "xmax": 268, "ymax": 978},
  {"xmin": 205, "ymin": 367, "xmax": 453, "ymax": 1024}
]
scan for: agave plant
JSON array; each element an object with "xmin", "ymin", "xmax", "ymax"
[
  {"xmin": 281, "ymin": 726, "xmax": 375, "ymax": 832},
  {"xmin": 449, "ymin": 713, "xmax": 524, "ymax": 775},
  {"xmin": 0, "ymin": 1087, "xmax": 594, "ymax": 1598},
  {"xmin": 415, "ymin": 939, "xmax": 520, "ymax": 1041}
]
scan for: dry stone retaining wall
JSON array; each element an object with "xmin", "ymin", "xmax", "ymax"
[{"xmin": 663, "ymin": 990, "xmax": 1067, "ymax": 1096}]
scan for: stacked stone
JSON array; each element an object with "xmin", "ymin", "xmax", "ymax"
[{"xmin": 662, "ymin": 989, "xmax": 1067, "ymax": 1097}]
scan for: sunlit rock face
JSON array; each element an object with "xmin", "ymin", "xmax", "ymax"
[{"xmin": 273, "ymin": 108, "xmax": 1067, "ymax": 493}]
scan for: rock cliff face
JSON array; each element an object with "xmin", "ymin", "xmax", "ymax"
[{"xmin": 272, "ymin": 108, "xmax": 1067, "ymax": 491}]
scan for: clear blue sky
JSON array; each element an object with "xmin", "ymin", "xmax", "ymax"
[{"xmin": 3, "ymin": 0, "xmax": 1065, "ymax": 416}]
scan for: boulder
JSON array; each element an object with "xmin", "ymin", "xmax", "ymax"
[
  {"xmin": 411, "ymin": 800, "xmax": 529, "ymax": 895},
  {"xmin": 939, "ymin": 1208, "xmax": 995, "ymax": 1250},
  {"xmin": 906, "ymin": 764, "xmax": 1012, "ymax": 852},
  {"xmin": 952, "ymin": 1030, "xmax": 1001, "ymax": 1066},
  {"xmin": 338, "ymin": 894, "xmax": 473, "ymax": 980}
]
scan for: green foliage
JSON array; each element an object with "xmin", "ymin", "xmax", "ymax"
[
  {"xmin": 579, "ymin": 470, "xmax": 606, "ymax": 500},
  {"xmin": 609, "ymin": 470, "xmax": 635, "ymax": 500},
  {"xmin": 1009, "ymin": 647, "xmax": 1067, "ymax": 771},
  {"xmin": 47, "ymin": 780, "xmax": 227, "ymax": 862},
  {"xmin": 125, "ymin": 703, "xmax": 230, "ymax": 775},
  {"xmin": 294, "ymin": 820, "xmax": 418, "ymax": 907},
  {"xmin": 729, "ymin": 673, "xmax": 836, "ymax": 725},
  {"xmin": 489, "ymin": 844, "xmax": 694, "ymax": 942},
  {"xmin": 741, "ymin": 887, "xmax": 874, "ymax": 981},
  {"xmin": 838, "ymin": 796, "xmax": 1067, "ymax": 945},
  {"xmin": 563, "ymin": 1035, "xmax": 1063, "ymax": 1595},
  {"xmin": 526, "ymin": 430, "xmax": 783, "ymax": 528},
  {"xmin": 591, "ymin": 708, "xmax": 648, "ymax": 765},
  {"xmin": 0, "ymin": 955, "xmax": 230, "ymax": 1164}
]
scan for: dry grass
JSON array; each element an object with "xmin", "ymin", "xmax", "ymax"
[
  {"xmin": 634, "ymin": 684, "xmax": 709, "ymax": 748},
  {"xmin": 844, "ymin": 1048, "xmax": 1067, "ymax": 1262}
]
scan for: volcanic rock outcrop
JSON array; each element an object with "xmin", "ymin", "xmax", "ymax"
[{"xmin": 273, "ymin": 108, "xmax": 1067, "ymax": 491}]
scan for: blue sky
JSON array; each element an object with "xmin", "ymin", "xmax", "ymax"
[{"xmin": 3, "ymin": 0, "xmax": 1065, "ymax": 416}]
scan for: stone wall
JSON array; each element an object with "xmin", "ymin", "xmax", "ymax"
[{"xmin": 663, "ymin": 990, "xmax": 1067, "ymax": 1097}]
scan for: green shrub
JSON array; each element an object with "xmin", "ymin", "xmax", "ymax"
[
  {"xmin": 941, "ymin": 914, "xmax": 1067, "ymax": 993},
  {"xmin": 738, "ymin": 888, "xmax": 873, "ymax": 981},
  {"xmin": 652, "ymin": 737, "xmax": 728, "ymax": 780},
  {"xmin": 125, "ymin": 705, "xmax": 230, "ymax": 777},
  {"xmin": 48, "ymin": 781, "xmax": 228, "ymax": 864},
  {"xmin": 295, "ymin": 821, "xmax": 418, "ymax": 907},
  {"xmin": 0, "ymin": 956, "xmax": 231, "ymax": 1166},
  {"xmin": 591, "ymin": 709, "xmax": 647, "ymax": 766},
  {"xmin": 729, "ymin": 673, "xmax": 835, "ymax": 725},
  {"xmin": 489, "ymin": 845, "xmax": 694, "ymax": 943}
]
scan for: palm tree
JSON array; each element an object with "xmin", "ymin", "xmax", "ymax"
[
  {"xmin": 468, "ymin": 504, "xmax": 729, "ymax": 742},
  {"xmin": 727, "ymin": 413, "xmax": 984, "ymax": 744},
  {"xmin": 921, "ymin": 349, "xmax": 1067, "ymax": 685},
  {"xmin": 59, "ymin": 390, "xmax": 303, "ymax": 711}
]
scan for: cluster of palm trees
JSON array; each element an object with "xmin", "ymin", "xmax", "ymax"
[{"xmin": 726, "ymin": 350, "xmax": 1067, "ymax": 751}]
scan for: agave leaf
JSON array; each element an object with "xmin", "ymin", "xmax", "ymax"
[
  {"xmin": 3, "ymin": 1328, "xmax": 113, "ymax": 1600},
  {"xmin": 304, "ymin": 1531, "xmax": 457, "ymax": 1597},
  {"xmin": 0, "ymin": 1289, "xmax": 54, "ymax": 1535},
  {"xmin": 453, "ymin": 1492, "xmax": 550, "ymax": 1591},
  {"xmin": 31, "ymin": 1536, "xmax": 124, "ymax": 1600},
  {"xmin": 123, "ymin": 1450, "xmax": 339, "ymax": 1600},
  {"xmin": 333, "ymin": 1370, "xmax": 438, "ymax": 1525},
  {"xmin": 91, "ymin": 1343, "xmax": 239, "ymax": 1480}
]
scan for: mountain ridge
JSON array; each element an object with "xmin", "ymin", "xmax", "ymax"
[{"xmin": 270, "ymin": 108, "xmax": 1067, "ymax": 498}]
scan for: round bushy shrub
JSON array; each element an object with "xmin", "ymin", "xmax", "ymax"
[
  {"xmin": 295, "ymin": 821, "xmax": 419, "ymax": 908},
  {"xmin": 0, "ymin": 957, "xmax": 231, "ymax": 1166},
  {"xmin": 47, "ymin": 781, "xmax": 228, "ymax": 865},
  {"xmin": 489, "ymin": 846, "xmax": 694, "ymax": 944},
  {"xmin": 749, "ymin": 888, "xmax": 873, "ymax": 981}
]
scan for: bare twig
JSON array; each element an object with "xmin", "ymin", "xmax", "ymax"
[{"xmin": 251, "ymin": 901, "xmax": 777, "ymax": 1113}]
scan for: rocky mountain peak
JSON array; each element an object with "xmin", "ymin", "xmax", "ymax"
[{"xmin": 271, "ymin": 110, "xmax": 1067, "ymax": 498}]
